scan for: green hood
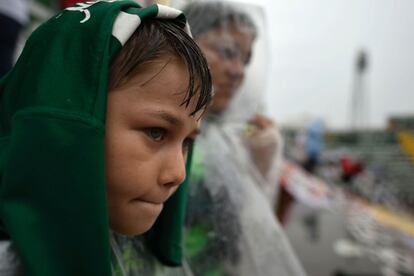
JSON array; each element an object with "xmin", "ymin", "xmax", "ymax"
[{"xmin": 0, "ymin": 1, "xmax": 192, "ymax": 275}]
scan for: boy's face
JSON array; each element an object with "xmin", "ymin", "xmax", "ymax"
[
  {"xmin": 196, "ymin": 25, "xmax": 254, "ymax": 113},
  {"xmin": 105, "ymin": 56, "xmax": 202, "ymax": 235}
]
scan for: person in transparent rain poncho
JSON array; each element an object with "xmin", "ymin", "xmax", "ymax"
[{"xmin": 182, "ymin": 1, "xmax": 306, "ymax": 276}]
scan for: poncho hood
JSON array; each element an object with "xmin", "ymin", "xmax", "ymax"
[{"xmin": 0, "ymin": 1, "xmax": 192, "ymax": 275}]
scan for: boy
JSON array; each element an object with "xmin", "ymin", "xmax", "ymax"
[{"xmin": 0, "ymin": 1, "xmax": 212, "ymax": 275}]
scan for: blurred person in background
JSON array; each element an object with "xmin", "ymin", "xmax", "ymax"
[
  {"xmin": 0, "ymin": 0, "xmax": 28, "ymax": 78},
  {"xmin": 302, "ymin": 119, "xmax": 324, "ymax": 174},
  {"xmin": 60, "ymin": 0, "xmax": 77, "ymax": 9},
  {"xmin": 182, "ymin": 1, "xmax": 306, "ymax": 275},
  {"xmin": 60, "ymin": 0, "xmax": 88, "ymax": 9}
]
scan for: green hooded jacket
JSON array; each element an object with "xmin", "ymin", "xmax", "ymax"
[{"xmin": 0, "ymin": 1, "xmax": 192, "ymax": 275}]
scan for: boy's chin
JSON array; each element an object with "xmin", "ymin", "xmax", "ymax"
[{"xmin": 110, "ymin": 220, "xmax": 156, "ymax": 236}]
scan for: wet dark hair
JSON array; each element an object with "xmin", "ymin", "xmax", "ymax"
[
  {"xmin": 109, "ymin": 18, "xmax": 212, "ymax": 116},
  {"xmin": 182, "ymin": 1, "xmax": 257, "ymax": 39}
]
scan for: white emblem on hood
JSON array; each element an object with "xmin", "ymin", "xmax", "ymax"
[{"xmin": 66, "ymin": 0, "xmax": 118, "ymax": 23}]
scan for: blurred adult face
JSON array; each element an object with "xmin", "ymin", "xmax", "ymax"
[{"xmin": 196, "ymin": 25, "xmax": 254, "ymax": 113}]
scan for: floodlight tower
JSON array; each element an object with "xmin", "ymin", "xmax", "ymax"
[{"xmin": 350, "ymin": 50, "xmax": 369, "ymax": 131}]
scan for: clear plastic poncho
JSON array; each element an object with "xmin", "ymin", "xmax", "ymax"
[{"xmin": 180, "ymin": 1, "xmax": 307, "ymax": 275}]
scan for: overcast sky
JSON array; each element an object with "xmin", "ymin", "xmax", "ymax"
[{"xmin": 257, "ymin": 0, "xmax": 414, "ymax": 130}]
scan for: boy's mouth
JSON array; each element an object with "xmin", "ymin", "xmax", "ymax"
[
  {"xmin": 131, "ymin": 199, "xmax": 164, "ymax": 217},
  {"xmin": 133, "ymin": 198, "xmax": 165, "ymax": 205}
]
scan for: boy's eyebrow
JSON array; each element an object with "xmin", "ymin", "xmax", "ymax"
[
  {"xmin": 147, "ymin": 110, "xmax": 201, "ymax": 134},
  {"xmin": 152, "ymin": 111, "xmax": 181, "ymax": 126}
]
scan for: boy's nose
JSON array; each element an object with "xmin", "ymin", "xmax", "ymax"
[{"xmin": 158, "ymin": 149, "xmax": 186, "ymax": 189}]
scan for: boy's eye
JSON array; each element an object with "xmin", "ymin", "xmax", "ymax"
[{"xmin": 145, "ymin": 128, "xmax": 165, "ymax": 142}]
